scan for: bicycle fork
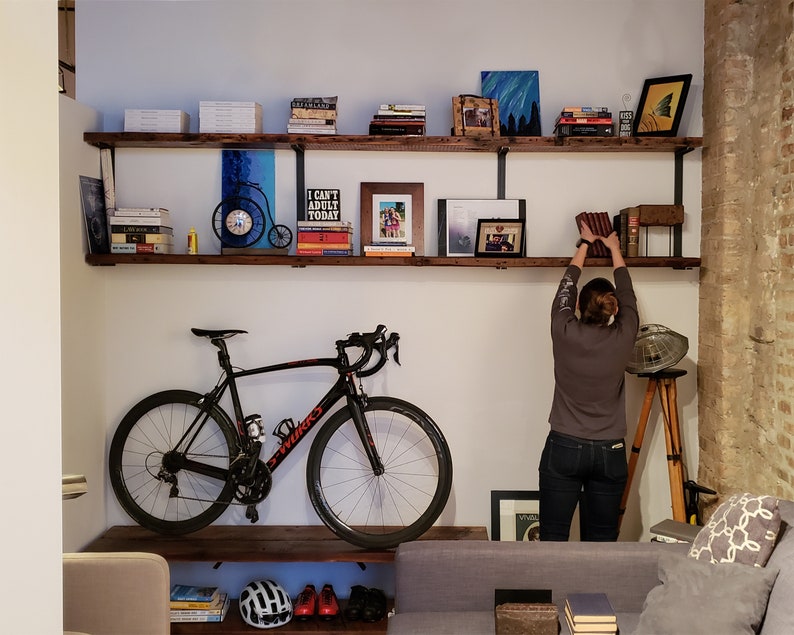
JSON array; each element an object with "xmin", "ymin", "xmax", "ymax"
[{"xmin": 346, "ymin": 380, "xmax": 385, "ymax": 476}]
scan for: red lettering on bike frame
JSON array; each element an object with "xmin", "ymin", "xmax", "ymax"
[{"xmin": 266, "ymin": 406, "xmax": 323, "ymax": 471}]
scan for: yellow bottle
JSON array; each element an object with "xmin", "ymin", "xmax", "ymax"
[{"xmin": 187, "ymin": 227, "xmax": 198, "ymax": 254}]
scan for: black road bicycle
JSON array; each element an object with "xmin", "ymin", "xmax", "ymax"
[{"xmin": 109, "ymin": 325, "xmax": 453, "ymax": 549}]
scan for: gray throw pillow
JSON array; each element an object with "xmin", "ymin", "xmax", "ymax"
[
  {"xmin": 635, "ymin": 553, "xmax": 778, "ymax": 635},
  {"xmin": 688, "ymin": 492, "xmax": 781, "ymax": 567}
]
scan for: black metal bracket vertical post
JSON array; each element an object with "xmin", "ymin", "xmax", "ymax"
[
  {"xmin": 672, "ymin": 146, "xmax": 694, "ymax": 258},
  {"xmin": 497, "ymin": 147, "xmax": 509, "ymax": 199},
  {"xmin": 292, "ymin": 144, "xmax": 306, "ymax": 222}
]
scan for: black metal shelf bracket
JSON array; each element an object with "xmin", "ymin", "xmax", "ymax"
[
  {"xmin": 497, "ymin": 146, "xmax": 509, "ymax": 199},
  {"xmin": 292, "ymin": 144, "xmax": 306, "ymax": 221}
]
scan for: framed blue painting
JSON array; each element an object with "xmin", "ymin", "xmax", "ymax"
[{"xmin": 481, "ymin": 70, "xmax": 542, "ymax": 136}]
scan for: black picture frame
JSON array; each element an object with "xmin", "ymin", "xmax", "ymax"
[
  {"xmin": 633, "ymin": 74, "xmax": 692, "ymax": 137},
  {"xmin": 490, "ymin": 490, "xmax": 540, "ymax": 541},
  {"xmin": 475, "ymin": 218, "xmax": 525, "ymax": 257}
]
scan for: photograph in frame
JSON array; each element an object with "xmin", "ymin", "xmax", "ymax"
[
  {"xmin": 633, "ymin": 74, "xmax": 692, "ymax": 136},
  {"xmin": 490, "ymin": 490, "xmax": 540, "ymax": 541},
  {"xmin": 360, "ymin": 182, "xmax": 424, "ymax": 255},
  {"xmin": 451, "ymin": 95, "xmax": 500, "ymax": 137},
  {"xmin": 475, "ymin": 218, "xmax": 525, "ymax": 257},
  {"xmin": 438, "ymin": 199, "xmax": 526, "ymax": 256}
]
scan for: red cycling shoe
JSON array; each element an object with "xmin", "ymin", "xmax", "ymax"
[
  {"xmin": 293, "ymin": 584, "xmax": 317, "ymax": 620},
  {"xmin": 318, "ymin": 584, "xmax": 340, "ymax": 620}
]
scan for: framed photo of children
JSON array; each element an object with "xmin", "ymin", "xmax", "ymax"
[
  {"xmin": 360, "ymin": 182, "xmax": 424, "ymax": 255},
  {"xmin": 490, "ymin": 490, "xmax": 540, "ymax": 541},
  {"xmin": 474, "ymin": 218, "xmax": 525, "ymax": 257},
  {"xmin": 633, "ymin": 74, "xmax": 692, "ymax": 136}
]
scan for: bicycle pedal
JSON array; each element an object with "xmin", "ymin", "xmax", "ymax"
[{"xmin": 245, "ymin": 505, "xmax": 259, "ymax": 523}]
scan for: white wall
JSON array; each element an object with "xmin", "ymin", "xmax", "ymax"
[
  {"xmin": 71, "ymin": 0, "xmax": 704, "ymax": 558},
  {"xmin": 0, "ymin": 1, "xmax": 63, "ymax": 632}
]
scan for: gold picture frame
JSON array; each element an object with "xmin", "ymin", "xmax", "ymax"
[
  {"xmin": 452, "ymin": 95, "xmax": 500, "ymax": 137},
  {"xmin": 360, "ymin": 182, "xmax": 424, "ymax": 256}
]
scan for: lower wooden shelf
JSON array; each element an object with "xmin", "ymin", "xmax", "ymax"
[{"xmin": 171, "ymin": 599, "xmax": 393, "ymax": 634}]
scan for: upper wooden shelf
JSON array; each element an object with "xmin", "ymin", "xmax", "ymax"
[
  {"xmin": 84, "ymin": 132, "xmax": 703, "ymax": 153},
  {"xmin": 85, "ymin": 254, "xmax": 701, "ymax": 269}
]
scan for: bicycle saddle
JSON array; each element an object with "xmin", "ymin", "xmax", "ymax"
[{"xmin": 190, "ymin": 328, "xmax": 248, "ymax": 339}]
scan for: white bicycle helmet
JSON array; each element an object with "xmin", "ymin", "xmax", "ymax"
[{"xmin": 238, "ymin": 579, "xmax": 293, "ymax": 629}]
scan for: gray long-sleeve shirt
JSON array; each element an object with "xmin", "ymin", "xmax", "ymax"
[{"xmin": 548, "ymin": 265, "xmax": 639, "ymax": 440}]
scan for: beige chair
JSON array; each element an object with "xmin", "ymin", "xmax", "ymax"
[{"xmin": 63, "ymin": 552, "xmax": 170, "ymax": 635}]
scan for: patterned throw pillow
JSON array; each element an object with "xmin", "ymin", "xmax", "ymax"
[{"xmin": 688, "ymin": 492, "xmax": 781, "ymax": 567}]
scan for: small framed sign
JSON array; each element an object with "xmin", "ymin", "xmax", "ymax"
[
  {"xmin": 452, "ymin": 95, "xmax": 500, "ymax": 137},
  {"xmin": 475, "ymin": 218, "xmax": 525, "ymax": 257}
]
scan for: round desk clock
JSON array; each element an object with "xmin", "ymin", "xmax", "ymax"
[{"xmin": 212, "ymin": 181, "xmax": 293, "ymax": 249}]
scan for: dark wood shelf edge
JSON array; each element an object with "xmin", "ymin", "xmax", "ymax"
[
  {"xmin": 82, "ymin": 524, "xmax": 489, "ymax": 563},
  {"xmin": 84, "ymin": 131, "xmax": 703, "ymax": 153},
  {"xmin": 85, "ymin": 254, "xmax": 701, "ymax": 269}
]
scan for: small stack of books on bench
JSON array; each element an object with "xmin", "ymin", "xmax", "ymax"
[
  {"xmin": 170, "ymin": 584, "xmax": 230, "ymax": 624},
  {"xmin": 564, "ymin": 593, "xmax": 617, "ymax": 634}
]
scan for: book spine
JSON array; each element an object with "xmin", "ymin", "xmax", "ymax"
[
  {"xmin": 369, "ymin": 124, "xmax": 425, "ymax": 135},
  {"xmin": 561, "ymin": 106, "xmax": 610, "ymax": 112},
  {"xmin": 363, "ymin": 245, "xmax": 415, "ymax": 252},
  {"xmin": 560, "ymin": 111, "xmax": 613, "ymax": 118},
  {"xmin": 110, "ymin": 225, "xmax": 173, "ymax": 234},
  {"xmin": 297, "ymin": 242, "xmax": 354, "ymax": 250},
  {"xmin": 297, "ymin": 220, "xmax": 351, "ymax": 228},
  {"xmin": 288, "ymin": 118, "xmax": 336, "ymax": 125},
  {"xmin": 364, "ymin": 251, "xmax": 415, "ymax": 257},
  {"xmin": 100, "ymin": 148, "xmax": 116, "ymax": 212},
  {"xmin": 556, "ymin": 117, "xmax": 614, "ymax": 125},
  {"xmin": 297, "ymin": 232, "xmax": 352, "ymax": 244},
  {"xmin": 290, "ymin": 99, "xmax": 337, "ymax": 110},
  {"xmin": 107, "ymin": 217, "xmax": 172, "ymax": 226},
  {"xmin": 290, "ymin": 107, "xmax": 338, "ymax": 119},
  {"xmin": 170, "ymin": 613, "xmax": 223, "ymax": 622},
  {"xmin": 555, "ymin": 124, "xmax": 614, "ymax": 137},
  {"xmin": 627, "ymin": 207, "xmax": 640, "ymax": 257},
  {"xmin": 378, "ymin": 103, "xmax": 425, "ymax": 111},
  {"xmin": 113, "ymin": 207, "xmax": 168, "ymax": 216},
  {"xmin": 110, "ymin": 243, "xmax": 172, "ymax": 254},
  {"xmin": 295, "ymin": 248, "xmax": 352, "ymax": 255}
]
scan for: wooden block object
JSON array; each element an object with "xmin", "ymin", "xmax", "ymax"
[
  {"xmin": 495, "ymin": 603, "xmax": 559, "ymax": 635},
  {"xmin": 638, "ymin": 204, "xmax": 684, "ymax": 226}
]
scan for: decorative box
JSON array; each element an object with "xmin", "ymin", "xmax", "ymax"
[{"xmin": 495, "ymin": 602, "xmax": 559, "ymax": 635}]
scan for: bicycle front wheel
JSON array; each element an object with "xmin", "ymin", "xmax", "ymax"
[
  {"xmin": 109, "ymin": 390, "xmax": 239, "ymax": 535},
  {"xmin": 307, "ymin": 397, "xmax": 453, "ymax": 549}
]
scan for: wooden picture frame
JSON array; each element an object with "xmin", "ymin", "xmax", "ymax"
[
  {"xmin": 452, "ymin": 95, "xmax": 500, "ymax": 137},
  {"xmin": 360, "ymin": 182, "xmax": 424, "ymax": 255},
  {"xmin": 474, "ymin": 218, "xmax": 525, "ymax": 257},
  {"xmin": 490, "ymin": 490, "xmax": 540, "ymax": 541},
  {"xmin": 633, "ymin": 74, "xmax": 692, "ymax": 137}
]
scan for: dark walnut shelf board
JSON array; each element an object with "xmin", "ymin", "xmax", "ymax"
[
  {"xmin": 82, "ymin": 524, "xmax": 488, "ymax": 564},
  {"xmin": 84, "ymin": 131, "xmax": 702, "ymax": 153},
  {"xmin": 171, "ymin": 599, "xmax": 393, "ymax": 634},
  {"xmin": 85, "ymin": 254, "xmax": 701, "ymax": 269}
]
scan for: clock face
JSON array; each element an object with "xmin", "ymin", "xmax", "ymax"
[{"xmin": 225, "ymin": 209, "xmax": 253, "ymax": 235}]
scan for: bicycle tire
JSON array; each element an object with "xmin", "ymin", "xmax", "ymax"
[
  {"xmin": 109, "ymin": 389, "xmax": 239, "ymax": 535},
  {"xmin": 307, "ymin": 396, "xmax": 453, "ymax": 549}
]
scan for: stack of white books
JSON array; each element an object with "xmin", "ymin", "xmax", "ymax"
[
  {"xmin": 199, "ymin": 101, "xmax": 263, "ymax": 133},
  {"xmin": 124, "ymin": 109, "xmax": 190, "ymax": 133},
  {"xmin": 108, "ymin": 207, "xmax": 174, "ymax": 255}
]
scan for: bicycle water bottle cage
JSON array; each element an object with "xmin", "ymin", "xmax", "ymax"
[{"xmin": 273, "ymin": 418, "xmax": 296, "ymax": 443}]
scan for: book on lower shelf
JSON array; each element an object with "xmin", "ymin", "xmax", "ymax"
[
  {"xmin": 170, "ymin": 592, "xmax": 230, "ymax": 622},
  {"xmin": 574, "ymin": 211, "xmax": 614, "ymax": 257},
  {"xmin": 170, "ymin": 584, "xmax": 220, "ymax": 606},
  {"xmin": 363, "ymin": 244, "xmax": 416, "ymax": 257},
  {"xmin": 564, "ymin": 593, "xmax": 617, "ymax": 634}
]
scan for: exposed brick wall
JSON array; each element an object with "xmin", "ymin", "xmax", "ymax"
[{"xmin": 700, "ymin": 0, "xmax": 794, "ymax": 512}]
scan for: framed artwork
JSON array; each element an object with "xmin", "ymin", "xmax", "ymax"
[
  {"xmin": 438, "ymin": 199, "xmax": 526, "ymax": 256},
  {"xmin": 475, "ymin": 218, "xmax": 525, "ymax": 257},
  {"xmin": 491, "ymin": 490, "xmax": 540, "ymax": 541},
  {"xmin": 360, "ymin": 182, "xmax": 424, "ymax": 255},
  {"xmin": 633, "ymin": 74, "xmax": 692, "ymax": 136},
  {"xmin": 452, "ymin": 95, "xmax": 500, "ymax": 137},
  {"xmin": 481, "ymin": 70, "xmax": 542, "ymax": 136},
  {"xmin": 221, "ymin": 149, "xmax": 276, "ymax": 249}
]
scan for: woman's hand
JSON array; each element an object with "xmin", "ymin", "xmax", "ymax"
[
  {"xmin": 580, "ymin": 221, "xmax": 597, "ymax": 243},
  {"xmin": 600, "ymin": 231, "xmax": 620, "ymax": 252}
]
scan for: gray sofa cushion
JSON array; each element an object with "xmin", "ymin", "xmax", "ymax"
[
  {"xmin": 636, "ymin": 553, "xmax": 778, "ymax": 635},
  {"xmin": 388, "ymin": 611, "xmax": 495, "ymax": 635},
  {"xmin": 760, "ymin": 499, "xmax": 794, "ymax": 634}
]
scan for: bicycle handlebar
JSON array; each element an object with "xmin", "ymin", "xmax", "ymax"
[{"xmin": 336, "ymin": 325, "xmax": 401, "ymax": 377}]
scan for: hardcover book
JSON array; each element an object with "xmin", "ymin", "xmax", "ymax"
[
  {"xmin": 574, "ymin": 212, "xmax": 613, "ymax": 257},
  {"xmin": 564, "ymin": 593, "xmax": 616, "ymax": 624},
  {"xmin": 170, "ymin": 584, "xmax": 220, "ymax": 605}
]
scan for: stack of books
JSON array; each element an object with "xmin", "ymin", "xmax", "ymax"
[
  {"xmin": 199, "ymin": 101, "xmax": 263, "ymax": 133},
  {"xmin": 109, "ymin": 207, "xmax": 174, "ymax": 254},
  {"xmin": 124, "ymin": 109, "xmax": 190, "ymax": 133},
  {"xmin": 574, "ymin": 211, "xmax": 614, "ymax": 257},
  {"xmin": 296, "ymin": 220, "xmax": 353, "ymax": 256},
  {"xmin": 288, "ymin": 96, "xmax": 338, "ymax": 135},
  {"xmin": 369, "ymin": 103, "xmax": 426, "ymax": 136},
  {"xmin": 554, "ymin": 106, "xmax": 614, "ymax": 137},
  {"xmin": 170, "ymin": 585, "xmax": 230, "ymax": 624},
  {"xmin": 564, "ymin": 593, "xmax": 618, "ymax": 634}
]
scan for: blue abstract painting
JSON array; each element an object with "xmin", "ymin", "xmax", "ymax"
[
  {"xmin": 221, "ymin": 149, "xmax": 276, "ymax": 249},
  {"xmin": 481, "ymin": 70, "xmax": 542, "ymax": 136}
]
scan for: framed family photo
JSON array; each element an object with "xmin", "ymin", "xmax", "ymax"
[
  {"xmin": 490, "ymin": 490, "xmax": 540, "ymax": 541},
  {"xmin": 475, "ymin": 218, "xmax": 525, "ymax": 257},
  {"xmin": 633, "ymin": 74, "xmax": 692, "ymax": 136},
  {"xmin": 452, "ymin": 95, "xmax": 500, "ymax": 137},
  {"xmin": 360, "ymin": 182, "xmax": 424, "ymax": 255},
  {"xmin": 438, "ymin": 199, "xmax": 526, "ymax": 256}
]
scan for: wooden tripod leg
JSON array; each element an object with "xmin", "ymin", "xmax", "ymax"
[
  {"xmin": 618, "ymin": 378, "xmax": 657, "ymax": 529},
  {"xmin": 658, "ymin": 378, "xmax": 686, "ymax": 521}
]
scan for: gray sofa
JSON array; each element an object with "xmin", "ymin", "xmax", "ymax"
[{"xmin": 388, "ymin": 499, "xmax": 794, "ymax": 635}]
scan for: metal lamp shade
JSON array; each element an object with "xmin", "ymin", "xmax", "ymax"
[{"xmin": 626, "ymin": 324, "xmax": 689, "ymax": 374}]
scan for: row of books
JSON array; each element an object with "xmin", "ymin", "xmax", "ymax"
[
  {"xmin": 170, "ymin": 585, "xmax": 230, "ymax": 623},
  {"xmin": 109, "ymin": 207, "xmax": 174, "ymax": 254},
  {"xmin": 554, "ymin": 106, "xmax": 614, "ymax": 138},
  {"xmin": 369, "ymin": 103, "xmax": 426, "ymax": 136},
  {"xmin": 288, "ymin": 96, "xmax": 338, "ymax": 135},
  {"xmin": 295, "ymin": 220, "xmax": 353, "ymax": 255}
]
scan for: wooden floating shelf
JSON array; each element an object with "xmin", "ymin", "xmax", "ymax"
[
  {"xmin": 84, "ymin": 132, "xmax": 703, "ymax": 154},
  {"xmin": 85, "ymin": 254, "xmax": 701, "ymax": 269}
]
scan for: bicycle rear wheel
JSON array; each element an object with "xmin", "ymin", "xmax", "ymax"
[
  {"xmin": 109, "ymin": 389, "xmax": 238, "ymax": 535},
  {"xmin": 307, "ymin": 397, "xmax": 453, "ymax": 549}
]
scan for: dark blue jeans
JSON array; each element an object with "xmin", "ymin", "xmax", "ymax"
[{"xmin": 538, "ymin": 430, "xmax": 627, "ymax": 541}]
